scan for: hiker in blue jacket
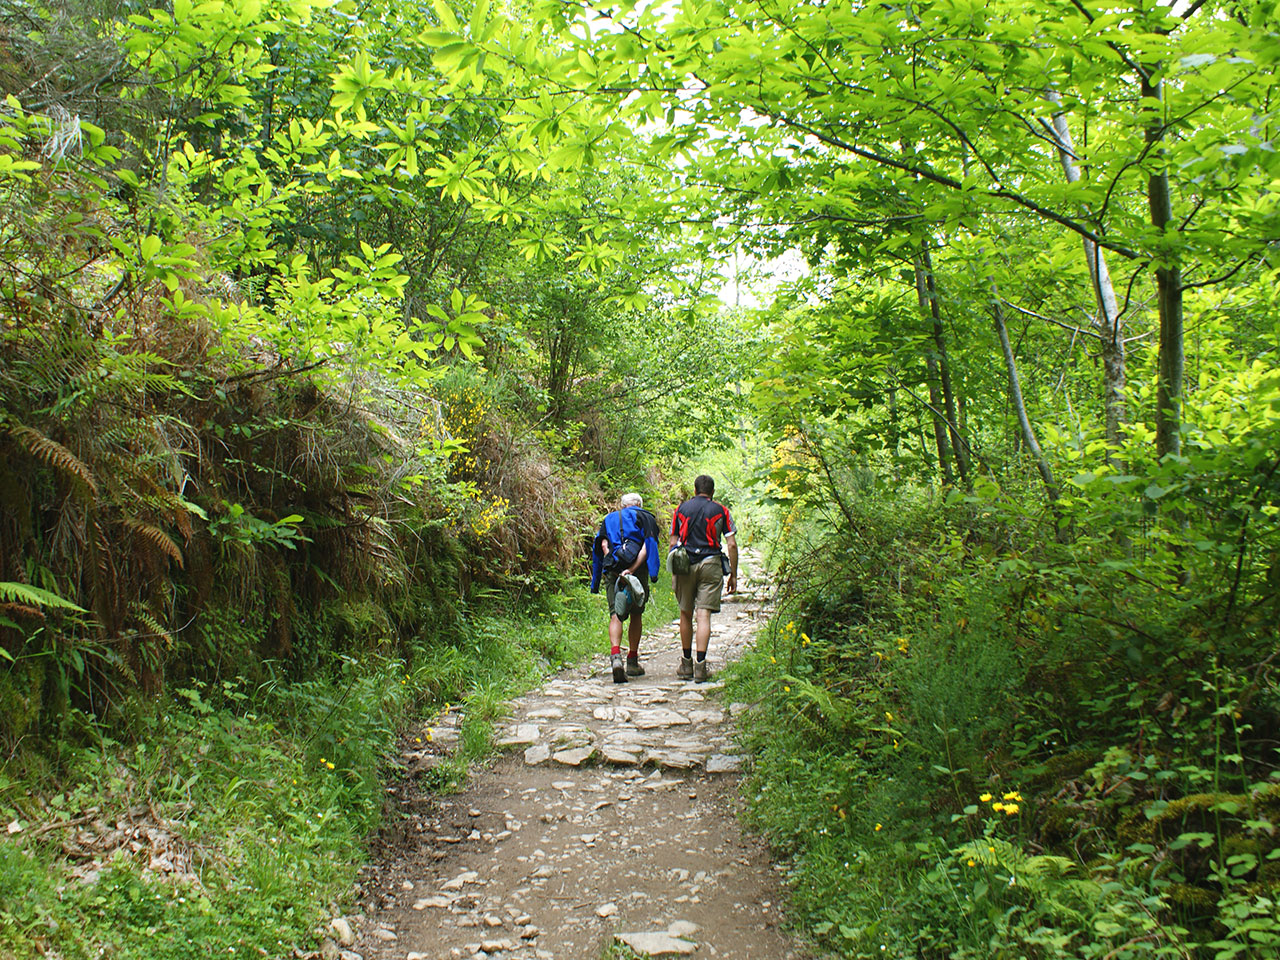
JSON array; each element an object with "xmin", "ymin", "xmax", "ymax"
[{"xmin": 591, "ymin": 492, "xmax": 661, "ymax": 683}]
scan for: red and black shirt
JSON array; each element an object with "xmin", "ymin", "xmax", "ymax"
[{"xmin": 671, "ymin": 495, "xmax": 735, "ymax": 562}]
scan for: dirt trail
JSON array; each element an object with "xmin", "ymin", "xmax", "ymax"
[{"xmin": 350, "ymin": 555, "xmax": 808, "ymax": 960}]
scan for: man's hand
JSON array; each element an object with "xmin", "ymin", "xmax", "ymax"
[{"xmin": 726, "ymin": 570, "xmax": 737, "ymax": 594}]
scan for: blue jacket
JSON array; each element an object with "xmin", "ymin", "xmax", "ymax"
[{"xmin": 590, "ymin": 506, "xmax": 660, "ymax": 593}]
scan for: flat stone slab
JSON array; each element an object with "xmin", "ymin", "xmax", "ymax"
[
  {"xmin": 633, "ymin": 708, "xmax": 691, "ymax": 729},
  {"xmin": 706, "ymin": 754, "xmax": 743, "ymax": 773},
  {"xmin": 497, "ymin": 724, "xmax": 540, "ymax": 747},
  {"xmin": 552, "ymin": 746, "xmax": 595, "ymax": 766},
  {"xmin": 602, "ymin": 745, "xmax": 642, "ymax": 765},
  {"xmin": 547, "ymin": 724, "xmax": 594, "ymax": 747},
  {"xmin": 604, "ymin": 729, "xmax": 653, "ymax": 746},
  {"xmin": 593, "ymin": 706, "xmax": 633, "ymax": 722},
  {"xmin": 412, "ymin": 893, "xmax": 457, "ymax": 909},
  {"xmin": 616, "ymin": 931, "xmax": 698, "ymax": 955},
  {"xmin": 647, "ymin": 750, "xmax": 700, "ymax": 770},
  {"xmin": 524, "ymin": 744, "xmax": 551, "ymax": 765},
  {"xmin": 526, "ymin": 707, "xmax": 565, "ymax": 720},
  {"xmin": 688, "ymin": 709, "xmax": 724, "ymax": 724}
]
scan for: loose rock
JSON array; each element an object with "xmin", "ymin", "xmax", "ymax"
[{"xmin": 615, "ymin": 932, "xmax": 698, "ymax": 955}]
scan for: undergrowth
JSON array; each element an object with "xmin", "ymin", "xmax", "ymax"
[
  {"xmin": 0, "ymin": 581, "xmax": 624, "ymax": 960},
  {"xmin": 726, "ymin": 476, "xmax": 1280, "ymax": 959}
]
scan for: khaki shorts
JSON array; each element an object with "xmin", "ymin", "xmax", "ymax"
[
  {"xmin": 674, "ymin": 556, "xmax": 724, "ymax": 613},
  {"xmin": 606, "ymin": 568, "xmax": 649, "ymax": 621}
]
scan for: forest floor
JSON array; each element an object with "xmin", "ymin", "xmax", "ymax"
[{"xmin": 341, "ymin": 554, "xmax": 812, "ymax": 960}]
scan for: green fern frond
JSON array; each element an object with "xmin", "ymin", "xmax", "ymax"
[
  {"xmin": 130, "ymin": 604, "xmax": 174, "ymax": 649},
  {"xmin": 0, "ymin": 581, "xmax": 85, "ymax": 612}
]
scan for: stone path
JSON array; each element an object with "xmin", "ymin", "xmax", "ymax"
[{"xmin": 346, "ymin": 555, "xmax": 809, "ymax": 960}]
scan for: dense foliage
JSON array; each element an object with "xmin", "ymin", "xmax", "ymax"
[
  {"xmin": 2, "ymin": 0, "xmax": 1278, "ymax": 956},
  {"xmin": 0, "ymin": 0, "xmax": 745, "ymax": 954}
]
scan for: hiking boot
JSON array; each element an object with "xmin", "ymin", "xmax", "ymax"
[
  {"xmin": 693, "ymin": 658, "xmax": 711, "ymax": 683},
  {"xmin": 677, "ymin": 656, "xmax": 694, "ymax": 680},
  {"xmin": 611, "ymin": 653, "xmax": 628, "ymax": 684},
  {"xmin": 626, "ymin": 657, "xmax": 645, "ymax": 677}
]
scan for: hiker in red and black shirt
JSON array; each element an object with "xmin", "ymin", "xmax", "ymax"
[{"xmin": 669, "ymin": 474, "xmax": 738, "ymax": 682}]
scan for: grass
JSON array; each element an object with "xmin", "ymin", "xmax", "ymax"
[
  {"xmin": 600, "ymin": 939, "xmax": 647, "ymax": 959},
  {"xmin": 0, "ymin": 578, "xmax": 677, "ymax": 960}
]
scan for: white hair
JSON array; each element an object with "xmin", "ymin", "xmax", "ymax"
[{"xmin": 620, "ymin": 492, "xmax": 643, "ymax": 508}]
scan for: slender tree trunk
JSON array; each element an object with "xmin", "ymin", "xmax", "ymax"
[
  {"xmin": 915, "ymin": 405, "xmax": 934, "ymax": 473},
  {"xmin": 918, "ymin": 247, "xmax": 971, "ymax": 487},
  {"xmin": 1046, "ymin": 93, "xmax": 1127, "ymax": 456},
  {"xmin": 992, "ymin": 287, "xmax": 1060, "ymax": 511},
  {"xmin": 1143, "ymin": 78, "xmax": 1184, "ymax": 459},
  {"xmin": 914, "ymin": 261, "xmax": 954, "ymax": 486},
  {"xmin": 887, "ymin": 382, "xmax": 902, "ymax": 479}
]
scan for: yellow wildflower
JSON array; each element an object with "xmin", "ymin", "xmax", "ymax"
[
  {"xmin": 1003, "ymin": 803, "xmax": 1019, "ymax": 815},
  {"xmin": 979, "ymin": 792, "xmax": 992, "ymax": 803},
  {"xmin": 885, "ymin": 711, "xmax": 893, "ymax": 723},
  {"xmin": 874, "ymin": 823, "xmax": 882, "ymax": 832},
  {"xmin": 992, "ymin": 802, "xmax": 1005, "ymax": 812},
  {"xmin": 325, "ymin": 761, "xmax": 335, "ymax": 770},
  {"xmin": 967, "ymin": 859, "xmax": 976, "ymax": 867},
  {"xmin": 1002, "ymin": 791, "xmax": 1022, "ymax": 802},
  {"xmin": 770, "ymin": 656, "xmax": 777, "ymax": 664},
  {"xmin": 988, "ymin": 846, "xmax": 996, "ymax": 854},
  {"xmin": 784, "ymin": 685, "xmax": 791, "ymax": 692}
]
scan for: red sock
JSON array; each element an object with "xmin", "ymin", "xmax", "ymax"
[{"xmin": 610, "ymin": 644, "xmax": 621, "ymax": 655}]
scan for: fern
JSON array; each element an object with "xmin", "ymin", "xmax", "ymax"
[
  {"xmin": 0, "ymin": 581, "xmax": 85, "ymax": 611},
  {"xmin": 129, "ymin": 603, "xmax": 174, "ymax": 650},
  {"xmin": 119, "ymin": 516, "xmax": 185, "ymax": 568},
  {"xmin": 7, "ymin": 424, "xmax": 98, "ymax": 496},
  {"xmin": 956, "ymin": 837, "xmax": 1100, "ymax": 924}
]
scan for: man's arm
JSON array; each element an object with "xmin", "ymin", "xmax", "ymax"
[
  {"xmin": 725, "ymin": 532, "xmax": 738, "ymax": 594},
  {"xmin": 628, "ymin": 541, "xmax": 647, "ymax": 575}
]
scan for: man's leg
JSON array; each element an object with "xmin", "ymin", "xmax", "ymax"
[
  {"xmin": 609, "ymin": 614, "xmax": 627, "ymax": 683},
  {"xmin": 626, "ymin": 615, "xmax": 645, "ymax": 676},
  {"xmin": 693, "ymin": 608, "xmax": 714, "ymax": 683},
  {"xmin": 609, "ymin": 615, "xmax": 624, "ymax": 654},
  {"xmin": 695, "ymin": 608, "xmax": 712, "ymax": 655},
  {"xmin": 677, "ymin": 610, "xmax": 694, "ymax": 679}
]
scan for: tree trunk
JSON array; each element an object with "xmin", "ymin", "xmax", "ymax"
[
  {"xmin": 992, "ymin": 287, "xmax": 1060, "ymax": 511},
  {"xmin": 1144, "ymin": 78, "xmax": 1184, "ymax": 459},
  {"xmin": 914, "ymin": 261, "xmax": 954, "ymax": 486},
  {"xmin": 1046, "ymin": 93, "xmax": 1126, "ymax": 456},
  {"xmin": 918, "ymin": 247, "xmax": 971, "ymax": 487},
  {"xmin": 887, "ymin": 382, "xmax": 902, "ymax": 479}
]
